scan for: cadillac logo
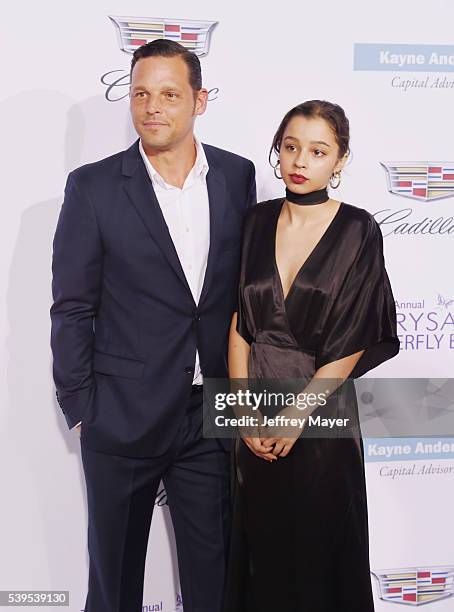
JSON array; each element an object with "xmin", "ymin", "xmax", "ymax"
[
  {"xmin": 372, "ymin": 566, "xmax": 454, "ymax": 605},
  {"xmin": 109, "ymin": 15, "xmax": 218, "ymax": 57},
  {"xmin": 381, "ymin": 162, "xmax": 454, "ymax": 201}
]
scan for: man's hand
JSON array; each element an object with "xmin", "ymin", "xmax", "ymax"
[{"xmin": 75, "ymin": 423, "xmax": 81, "ymax": 438}]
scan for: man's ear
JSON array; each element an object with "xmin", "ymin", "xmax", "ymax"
[{"xmin": 194, "ymin": 88, "xmax": 209, "ymax": 116}]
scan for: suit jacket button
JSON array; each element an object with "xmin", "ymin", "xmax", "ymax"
[{"xmin": 185, "ymin": 367, "xmax": 194, "ymax": 375}]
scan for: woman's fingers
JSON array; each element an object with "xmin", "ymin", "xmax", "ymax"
[
  {"xmin": 278, "ymin": 438, "xmax": 297, "ymax": 457},
  {"xmin": 279, "ymin": 443, "xmax": 291, "ymax": 457},
  {"xmin": 261, "ymin": 436, "xmax": 278, "ymax": 447},
  {"xmin": 251, "ymin": 438, "xmax": 277, "ymax": 461},
  {"xmin": 243, "ymin": 437, "xmax": 277, "ymax": 461},
  {"xmin": 242, "ymin": 435, "xmax": 299, "ymax": 461},
  {"xmin": 272, "ymin": 440, "xmax": 286, "ymax": 456},
  {"xmin": 253, "ymin": 438, "xmax": 273, "ymax": 453},
  {"xmin": 254, "ymin": 437, "xmax": 298, "ymax": 457},
  {"xmin": 245, "ymin": 437, "xmax": 272, "ymax": 453}
]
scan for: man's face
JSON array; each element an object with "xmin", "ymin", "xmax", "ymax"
[{"xmin": 130, "ymin": 55, "xmax": 207, "ymax": 152}]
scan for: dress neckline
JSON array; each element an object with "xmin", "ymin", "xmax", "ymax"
[{"xmin": 273, "ymin": 198, "xmax": 344, "ymax": 305}]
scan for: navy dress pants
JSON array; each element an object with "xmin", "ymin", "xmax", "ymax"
[{"xmin": 80, "ymin": 389, "xmax": 230, "ymax": 612}]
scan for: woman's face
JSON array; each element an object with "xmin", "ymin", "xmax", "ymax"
[{"xmin": 278, "ymin": 114, "xmax": 347, "ymax": 193}]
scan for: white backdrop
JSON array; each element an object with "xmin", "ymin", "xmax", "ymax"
[{"xmin": 1, "ymin": 0, "xmax": 454, "ymax": 610}]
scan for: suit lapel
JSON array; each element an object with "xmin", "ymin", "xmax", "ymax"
[
  {"xmin": 122, "ymin": 140, "xmax": 194, "ymax": 298},
  {"xmin": 121, "ymin": 140, "xmax": 228, "ymax": 305},
  {"xmin": 199, "ymin": 147, "xmax": 227, "ymax": 305}
]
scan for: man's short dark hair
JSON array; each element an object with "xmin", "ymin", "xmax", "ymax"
[{"xmin": 130, "ymin": 40, "xmax": 202, "ymax": 91}]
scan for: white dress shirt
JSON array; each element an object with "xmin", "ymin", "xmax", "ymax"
[{"xmin": 139, "ymin": 137, "xmax": 210, "ymax": 385}]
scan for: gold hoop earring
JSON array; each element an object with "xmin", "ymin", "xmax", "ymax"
[
  {"xmin": 330, "ymin": 171, "xmax": 341, "ymax": 189},
  {"xmin": 273, "ymin": 161, "xmax": 282, "ymax": 180}
]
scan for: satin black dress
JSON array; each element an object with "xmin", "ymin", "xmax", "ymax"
[{"xmin": 223, "ymin": 199, "xmax": 400, "ymax": 612}]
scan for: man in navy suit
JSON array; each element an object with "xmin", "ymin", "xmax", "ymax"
[{"xmin": 50, "ymin": 39, "xmax": 256, "ymax": 612}]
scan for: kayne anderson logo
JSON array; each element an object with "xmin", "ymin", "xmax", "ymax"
[
  {"xmin": 101, "ymin": 16, "xmax": 219, "ymax": 102},
  {"xmin": 381, "ymin": 162, "xmax": 454, "ymax": 202},
  {"xmin": 372, "ymin": 566, "xmax": 454, "ymax": 605},
  {"xmin": 354, "ymin": 44, "xmax": 454, "ymax": 91},
  {"xmin": 354, "ymin": 44, "xmax": 454, "ymax": 72}
]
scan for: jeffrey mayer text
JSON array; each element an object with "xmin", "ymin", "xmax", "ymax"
[{"xmin": 214, "ymin": 414, "xmax": 350, "ymax": 429}]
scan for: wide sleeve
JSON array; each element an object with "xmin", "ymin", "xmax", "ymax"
[{"xmin": 316, "ymin": 216, "xmax": 400, "ymax": 378}]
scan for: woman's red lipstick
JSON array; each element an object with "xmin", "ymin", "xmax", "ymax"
[{"xmin": 289, "ymin": 174, "xmax": 308, "ymax": 185}]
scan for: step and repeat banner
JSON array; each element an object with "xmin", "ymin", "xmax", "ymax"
[{"xmin": 1, "ymin": 0, "xmax": 453, "ymax": 610}]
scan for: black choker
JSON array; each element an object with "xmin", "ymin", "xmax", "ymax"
[{"xmin": 285, "ymin": 187, "xmax": 329, "ymax": 206}]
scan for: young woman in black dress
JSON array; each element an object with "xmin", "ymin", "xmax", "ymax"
[{"xmin": 224, "ymin": 100, "xmax": 399, "ymax": 611}]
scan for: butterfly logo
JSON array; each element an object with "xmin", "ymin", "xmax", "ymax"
[{"xmin": 436, "ymin": 294, "xmax": 454, "ymax": 309}]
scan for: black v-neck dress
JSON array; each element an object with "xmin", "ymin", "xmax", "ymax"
[{"xmin": 223, "ymin": 198, "xmax": 400, "ymax": 612}]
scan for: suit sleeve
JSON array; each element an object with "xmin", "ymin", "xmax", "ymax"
[
  {"xmin": 246, "ymin": 161, "xmax": 257, "ymax": 210},
  {"xmin": 235, "ymin": 205, "xmax": 256, "ymax": 345},
  {"xmin": 231, "ymin": 161, "xmax": 257, "ymax": 314},
  {"xmin": 50, "ymin": 171, "xmax": 103, "ymax": 429}
]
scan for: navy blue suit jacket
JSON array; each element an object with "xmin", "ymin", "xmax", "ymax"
[{"xmin": 50, "ymin": 139, "xmax": 256, "ymax": 457}]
